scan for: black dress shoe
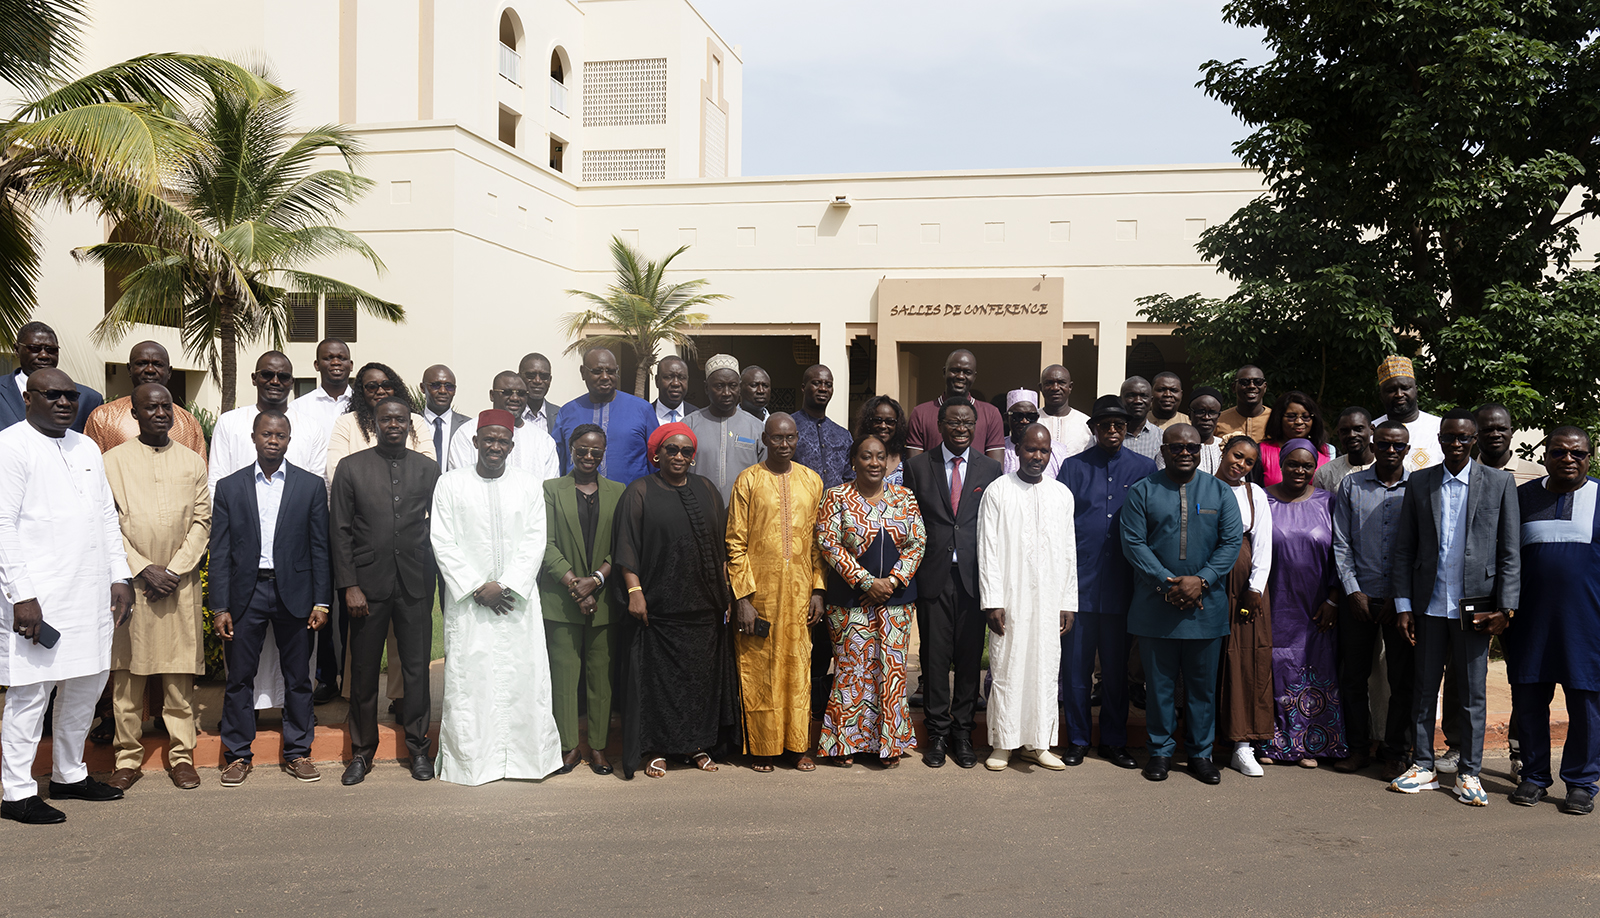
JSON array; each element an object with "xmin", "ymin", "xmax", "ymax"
[
  {"xmin": 922, "ymin": 735, "xmax": 948, "ymax": 768},
  {"xmin": 1142, "ymin": 755, "xmax": 1170, "ymax": 782},
  {"xmin": 1, "ymin": 796, "xmax": 65, "ymax": 824},
  {"xmin": 1563, "ymin": 787, "xmax": 1595, "ymax": 815},
  {"xmin": 1509, "ymin": 780, "xmax": 1548, "ymax": 807},
  {"xmin": 951, "ymin": 735, "xmax": 978, "ymax": 769},
  {"xmin": 589, "ymin": 759, "xmax": 614, "ymax": 776},
  {"xmin": 410, "ymin": 755, "xmax": 435, "ymax": 782},
  {"xmin": 1060, "ymin": 743, "xmax": 1089, "ymax": 767},
  {"xmin": 47, "ymin": 777, "xmax": 123, "ymax": 802},
  {"xmin": 341, "ymin": 758, "xmax": 371, "ymax": 786},
  {"xmin": 1098, "ymin": 745, "xmax": 1139, "ymax": 769},
  {"xmin": 312, "ymin": 683, "xmax": 339, "ymax": 705},
  {"xmin": 1187, "ymin": 756, "xmax": 1222, "ymax": 785}
]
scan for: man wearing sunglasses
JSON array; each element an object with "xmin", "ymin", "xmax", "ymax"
[
  {"xmin": 0, "ymin": 368, "xmax": 134, "ymax": 824},
  {"xmin": 1390, "ymin": 409, "xmax": 1521, "ymax": 807},
  {"xmin": 1215, "ymin": 365, "xmax": 1270, "ymax": 443},
  {"xmin": 1001, "ymin": 389, "xmax": 1070, "ymax": 479},
  {"xmin": 208, "ymin": 352, "xmax": 330, "ymax": 493},
  {"xmin": 0, "ymin": 322, "xmax": 103, "ymax": 433},
  {"xmin": 448, "ymin": 371, "xmax": 558, "ymax": 479},
  {"xmin": 421, "ymin": 365, "xmax": 470, "ymax": 474},
  {"xmin": 1504, "ymin": 427, "xmax": 1600, "ymax": 814}
]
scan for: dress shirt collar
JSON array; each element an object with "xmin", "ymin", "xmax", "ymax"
[
  {"xmin": 1355, "ymin": 465, "xmax": 1410, "ymax": 490},
  {"xmin": 941, "ymin": 443, "xmax": 970, "ymax": 466},
  {"xmin": 524, "ymin": 402, "xmax": 549, "ymax": 423},
  {"xmin": 423, "ymin": 406, "xmax": 449, "ymax": 425},
  {"xmin": 253, "ymin": 461, "xmax": 286, "ymax": 485},
  {"xmin": 1443, "ymin": 459, "xmax": 1473, "ymax": 487}
]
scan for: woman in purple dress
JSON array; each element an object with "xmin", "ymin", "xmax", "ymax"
[{"xmin": 1261, "ymin": 439, "xmax": 1349, "ymax": 767}]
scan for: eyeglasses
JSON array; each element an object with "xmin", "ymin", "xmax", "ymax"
[
  {"xmin": 29, "ymin": 388, "xmax": 80, "ymax": 403},
  {"xmin": 492, "ymin": 388, "xmax": 527, "ymax": 398},
  {"xmin": 1236, "ymin": 378, "xmax": 1267, "ymax": 388},
  {"xmin": 572, "ymin": 446, "xmax": 605, "ymax": 459},
  {"xmin": 767, "ymin": 434, "xmax": 798, "ymax": 445},
  {"xmin": 659, "ymin": 444, "xmax": 696, "ymax": 458},
  {"xmin": 1164, "ymin": 442, "xmax": 1203, "ymax": 455},
  {"xmin": 1550, "ymin": 448, "xmax": 1591, "ymax": 461},
  {"xmin": 1373, "ymin": 442, "xmax": 1409, "ymax": 453},
  {"xmin": 256, "ymin": 370, "xmax": 293, "ymax": 383},
  {"xmin": 522, "ymin": 372, "xmax": 552, "ymax": 382},
  {"xmin": 942, "ymin": 420, "xmax": 976, "ymax": 430},
  {"xmin": 362, "ymin": 380, "xmax": 395, "ymax": 392},
  {"xmin": 425, "ymin": 382, "xmax": 457, "ymax": 392},
  {"xmin": 1008, "ymin": 412, "xmax": 1040, "ymax": 424},
  {"xmin": 1438, "ymin": 433, "xmax": 1476, "ymax": 445},
  {"xmin": 1190, "ymin": 409, "xmax": 1221, "ymax": 420},
  {"xmin": 867, "ymin": 416, "xmax": 897, "ymax": 427},
  {"xmin": 19, "ymin": 343, "xmax": 60, "ymax": 357}
]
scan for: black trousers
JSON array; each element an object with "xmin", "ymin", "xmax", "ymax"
[
  {"xmin": 221, "ymin": 577, "xmax": 314, "ymax": 763},
  {"xmin": 916, "ymin": 564, "xmax": 985, "ymax": 737},
  {"xmin": 346, "ymin": 587, "xmax": 434, "ymax": 761},
  {"xmin": 315, "ymin": 590, "xmax": 348, "ymax": 691},
  {"xmin": 809, "ymin": 621, "xmax": 833, "ymax": 715},
  {"xmin": 1336, "ymin": 604, "xmax": 1415, "ymax": 762}
]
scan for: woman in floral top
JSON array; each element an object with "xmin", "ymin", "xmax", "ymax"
[{"xmin": 814, "ymin": 433, "xmax": 926, "ymax": 766}]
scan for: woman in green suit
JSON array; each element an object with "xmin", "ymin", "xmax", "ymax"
[{"xmin": 541, "ymin": 423, "xmax": 626, "ymax": 775}]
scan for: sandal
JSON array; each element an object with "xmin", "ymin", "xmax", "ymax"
[
  {"xmin": 644, "ymin": 757, "xmax": 667, "ymax": 779},
  {"xmin": 827, "ymin": 755, "xmax": 854, "ymax": 768},
  {"xmin": 691, "ymin": 752, "xmax": 719, "ymax": 772},
  {"xmin": 881, "ymin": 754, "xmax": 901, "ymax": 769},
  {"xmin": 750, "ymin": 756, "xmax": 774, "ymax": 773},
  {"xmin": 791, "ymin": 753, "xmax": 817, "ymax": 772}
]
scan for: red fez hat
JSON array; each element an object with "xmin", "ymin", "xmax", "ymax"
[{"xmin": 477, "ymin": 409, "xmax": 516, "ymax": 431}]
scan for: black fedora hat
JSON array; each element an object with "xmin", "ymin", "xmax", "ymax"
[{"xmin": 1090, "ymin": 394, "xmax": 1131, "ymax": 422}]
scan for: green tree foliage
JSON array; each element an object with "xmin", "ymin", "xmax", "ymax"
[
  {"xmin": 1141, "ymin": 0, "xmax": 1600, "ymax": 433},
  {"xmin": 561, "ymin": 236, "xmax": 725, "ymax": 398},
  {"xmin": 82, "ymin": 78, "xmax": 402, "ymax": 411},
  {"xmin": 0, "ymin": 0, "xmax": 276, "ymax": 340}
]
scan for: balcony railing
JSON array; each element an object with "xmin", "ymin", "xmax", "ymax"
[
  {"xmin": 550, "ymin": 77, "xmax": 567, "ymax": 115},
  {"xmin": 498, "ymin": 42, "xmax": 520, "ymax": 85}
]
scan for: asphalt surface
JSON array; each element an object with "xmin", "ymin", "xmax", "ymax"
[{"xmin": 4, "ymin": 751, "xmax": 1596, "ymax": 918}]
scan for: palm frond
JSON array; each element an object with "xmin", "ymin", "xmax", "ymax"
[
  {"xmin": 0, "ymin": 0, "xmax": 85, "ymax": 92},
  {"xmin": 0, "ymin": 189, "xmax": 43, "ymax": 341},
  {"xmin": 272, "ymin": 269, "xmax": 405, "ymax": 322},
  {"xmin": 19, "ymin": 53, "xmax": 279, "ymax": 119},
  {"xmin": 8, "ymin": 101, "xmax": 197, "ymax": 195}
]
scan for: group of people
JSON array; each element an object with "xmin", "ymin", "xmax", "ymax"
[{"xmin": 1, "ymin": 320, "xmax": 1596, "ymax": 826}]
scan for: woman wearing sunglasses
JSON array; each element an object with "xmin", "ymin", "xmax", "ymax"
[
  {"xmin": 539, "ymin": 424, "xmax": 625, "ymax": 776},
  {"xmin": 853, "ymin": 395, "xmax": 908, "ymax": 486},
  {"xmin": 326, "ymin": 362, "xmax": 436, "ymax": 486},
  {"xmin": 614, "ymin": 422, "xmax": 740, "ymax": 779}
]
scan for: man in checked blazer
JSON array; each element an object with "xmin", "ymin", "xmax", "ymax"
[
  {"xmin": 1389, "ymin": 408, "xmax": 1521, "ymax": 806},
  {"xmin": 210, "ymin": 410, "xmax": 331, "ymax": 787},
  {"xmin": 903, "ymin": 397, "xmax": 1002, "ymax": 770}
]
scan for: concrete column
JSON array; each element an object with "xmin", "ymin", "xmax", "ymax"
[
  {"xmin": 817, "ymin": 322, "xmax": 850, "ymax": 427},
  {"xmin": 1098, "ymin": 318, "xmax": 1127, "ymax": 398}
]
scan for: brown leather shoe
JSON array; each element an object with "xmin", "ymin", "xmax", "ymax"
[
  {"xmin": 219, "ymin": 759, "xmax": 253, "ymax": 787},
  {"xmin": 1334, "ymin": 753, "xmax": 1371, "ymax": 774},
  {"xmin": 284, "ymin": 757, "xmax": 322, "ymax": 783},
  {"xmin": 105, "ymin": 768, "xmax": 142, "ymax": 791},
  {"xmin": 169, "ymin": 762, "xmax": 201, "ymax": 790}
]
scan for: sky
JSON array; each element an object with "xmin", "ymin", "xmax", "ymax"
[{"xmin": 688, "ymin": 0, "xmax": 1270, "ymax": 177}]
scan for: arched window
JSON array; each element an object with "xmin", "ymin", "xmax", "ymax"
[
  {"xmin": 549, "ymin": 47, "xmax": 570, "ymax": 115},
  {"xmin": 498, "ymin": 9, "xmax": 522, "ymax": 86}
]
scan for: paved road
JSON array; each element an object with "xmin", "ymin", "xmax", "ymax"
[{"xmin": 5, "ymin": 752, "xmax": 1596, "ymax": 917}]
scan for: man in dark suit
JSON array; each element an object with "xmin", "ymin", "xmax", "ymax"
[
  {"xmin": 1, "ymin": 322, "xmax": 103, "ymax": 432},
  {"xmin": 332, "ymin": 398, "xmax": 442, "ymax": 785},
  {"xmin": 904, "ymin": 397, "xmax": 1002, "ymax": 768},
  {"xmin": 1390, "ymin": 408, "xmax": 1521, "ymax": 806},
  {"xmin": 420, "ymin": 364, "xmax": 471, "ymax": 471},
  {"xmin": 210, "ymin": 410, "xmax": 331, "ymax": 787}
]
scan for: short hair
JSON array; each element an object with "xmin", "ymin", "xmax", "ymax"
[
  {"xmin": 492, "ymin": 370, "xmax": 523, "ymax": 387},
  {"xmin": 937, "ymin": 396, "xmax": 976, "ymax": 424},
  {"xmin": 1550, "ymin": 425, "xmax": 1592, "ymax": 447},
  {"xmin": 1338, "ymin": 405, "xmax": 1372, "ymax": 424},
  {"xmin": 1475, "ymin": 402, "xmax": 1512, "ymax": 422},
  {"xmin": 1375, "ymin": 420, "xmax": 1410, "ymax": 436},
  {"xmin": 15, "ymin": 321, "xmax": 55, "ymax": 343},
  {"xmin": 569, "ymin": 422, "xmax": 606, "ymax": 446},
  {"xmin": 373, "ymin": 395, "xmax": 412, "ymax": 415},
  {"xmin": 252, "ymin": 409, "xmax": 290, "ymax": 433},
  {"xmin": 849, "ymin": 432, "xmax": 887, "ymax": 462},
  {"xmin": 1442, "ymin": 407, "xmax": 1477, "ymax": 424},
  {"xmin": 521, "ymin": 352, "xmax": 550, "ymax": 367},
  {"xmin": 1152, "ymin": 371, "xmax": 1182, "ymax": 385},
  {"xmin": 316, "ymin": 337, "xmax": 348, "ymax": 352},
  {"xmin": 256, "ymin": 350, "xmax": 290, "ymax": 368}
]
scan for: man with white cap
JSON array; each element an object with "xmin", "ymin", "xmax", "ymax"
[
  {"xmin": 1001, "ymin": 389, "xmax": 1072, "ymax": 479},
  {"xmin": 685, "ymin": 354, "xmax": 766, "ymax": 502}
]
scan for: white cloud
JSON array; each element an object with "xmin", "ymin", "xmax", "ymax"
[{"xmin": 691, "ymin": 0, "xmax": 1268, "ymax": 175}]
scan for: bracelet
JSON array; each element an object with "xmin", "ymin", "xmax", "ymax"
[
  {"xmin": 592, "ymin": 570, "xmax": 606, "ymax": 588},
  {"xmin": 628, "ymin": 586, "xmax": 643, "ymax": 594}
]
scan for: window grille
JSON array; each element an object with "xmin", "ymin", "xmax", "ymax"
[{"xmin": 582, "ymin": 59, "xmax": 667, "ymax": 126}]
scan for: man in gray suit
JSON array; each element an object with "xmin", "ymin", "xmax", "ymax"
[{"xmin": 1389, "ymin": 408, "xmax": 1520, "ymax": 806}]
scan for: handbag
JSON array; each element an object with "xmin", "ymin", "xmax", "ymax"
[{"xmin": 824, "ymin": 521, "xmax": 918, "ymax": 607}]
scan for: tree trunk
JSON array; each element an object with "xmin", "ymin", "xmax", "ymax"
[
  {"xmin": 219, "ymin": 299, "xmax": 237, "ymax": 412},
  {"xmin": 633, "ymin": 343, "xmax": 653, "ymax": 400}
]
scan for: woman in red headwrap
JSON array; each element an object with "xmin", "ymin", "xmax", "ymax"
[{"xmin": 614, "ymin": 422, "xmax": 741, "ymax": 779}]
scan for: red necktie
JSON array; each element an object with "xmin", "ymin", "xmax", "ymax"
[{"xmin": 950, "ymin": 456, "xmax": 963, "ymax": 516}]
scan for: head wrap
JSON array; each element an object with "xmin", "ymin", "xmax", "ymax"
[
  {"xmin": 1281, "ymin": 438, "xmax": 1317, "ymax": 459},
  {"xmin": 477, "ymin": 409, "xmax": 515, "ymax": 431},
  {"xmin": 647, "ymin": 421, "xmax": 697, "ymax": 467},
  {"xmin": 704, "ymin": 354, "xmax": 739, "ymax": 377},
  {"xmin": 1377, "ymin": 355, "xmax": 1415, "ymax": 385},
  {"xmin": 1005, "ymin": 389, "xmax": 1040, "ymax": 410}
]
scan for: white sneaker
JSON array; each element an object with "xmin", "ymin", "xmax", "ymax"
[
  {"xmin": 1019, "ymin": 747, "xmax": 1066, "ymax": 771},
  {"xmin": 1456, "ymin": 774, "xmax": 1488, "ymax": 806},
  {"xmin": 1389, "ymin": 764, "xmax": 1440, "ymax": 794},
  {"xmin": 1230, "ymin": 744, "xmax": 1264, "ymax": 777},
  {"xmin": 1435, "ymin": 748, "xmax": 1461, "ymax": 774},
  {"xmin": 984, "ymin": 748, "xmax": 1012, "ymax": 771}
]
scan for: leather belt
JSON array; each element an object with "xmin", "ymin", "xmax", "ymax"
[{"xmin": 257, "ymin": 569, "xmax": 276, "ymax": 581}]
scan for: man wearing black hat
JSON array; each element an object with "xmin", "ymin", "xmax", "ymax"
[{"xmin": 1054, "ymin": 396, "xmax": 1158, "ymax": 768}]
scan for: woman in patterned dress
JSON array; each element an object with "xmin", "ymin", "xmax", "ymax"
[
  {"xmin": 1260, "ymin": 438, "xmax": 1349, "ymax": 767},
  {"xmin": 814, "ymin": 433, "xmax": 926, "ymax": 766}
]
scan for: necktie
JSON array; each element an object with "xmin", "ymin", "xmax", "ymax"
[
  {"xmin": 949, "ymin": 456, "xmax": 963, "ymax": 516},
  {"xmin": 434, "ymin": 418, "xmax": 445, "ymax": 468},
  {"xmin": 669, "ymin": 408, "xmax": 679, "ymax": 423}
]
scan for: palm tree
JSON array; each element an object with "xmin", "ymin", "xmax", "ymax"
[
  {"xmin": 81, "ymin": 77, "xmax": 403, "ymax": 410},
  {"xmin": 561, "ymin": 236, "xmax": 726, "ymax": 398},
  {"xmin": 0, "ymin": 0, "xmax": 277, "ymax": 340}
]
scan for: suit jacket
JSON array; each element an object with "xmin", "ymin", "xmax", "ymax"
[
  {"xmin": 902, "ymin": 447, "xmax": 1002, "ymax": 598},
  {"xmin": 426, "ymin": 409, "xmax": 470, "ymax": 466},
  {"xmin": 539, "ymin": 474, "xmax": 625, "ymax": 626},
  {"xmin": 0, "ymin": 369, "xmax": 103, "ymax": 433},
  {"xmin": 1392, "ymin": 461, "xmax": 1522, "ymax": 611},
  {"xmin": 210, "ymin": 461, "xmax": 332, "ymax": 618},
  {"xmin": 330, "ymin": 447, "xmax": 441, "ymax": 602}
]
